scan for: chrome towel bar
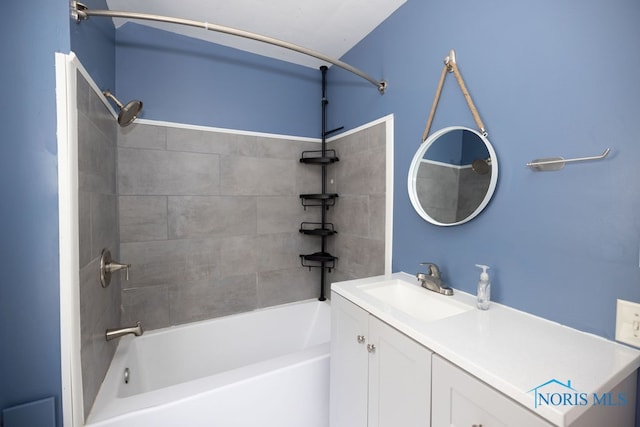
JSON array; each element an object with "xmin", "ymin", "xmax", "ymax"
[{"xmin": 527, "ymin": 148, "xmax": 611, "ymax": 171}]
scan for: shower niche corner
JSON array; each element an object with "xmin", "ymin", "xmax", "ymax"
[{"xmin": 299, "ymin": 65, "xmax": 341, "ymax": 301}]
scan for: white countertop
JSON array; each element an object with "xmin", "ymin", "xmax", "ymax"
[{"xmin": 331, "ymin": 272, "xmax": 640, "ymax": 426}]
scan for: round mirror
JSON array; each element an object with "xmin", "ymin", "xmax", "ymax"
[{"xmin": 408, "ymin": 126, "xmax": 498, "ymax": 226}]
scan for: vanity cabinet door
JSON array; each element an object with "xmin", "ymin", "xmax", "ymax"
[
  {"xmin": 431, "ymin": 355, "xmax": 553, "ymax": 427},
  {"xmin": 368, "ymin": 316, "xmax": 431, "ymax": 427},
  {"xmin": 330, "ymin": 293, "xmax": 369, "ymax": 427},
  {"xmin": 330, "ymin": 293, "xmax": 432, "ymax": 427}
]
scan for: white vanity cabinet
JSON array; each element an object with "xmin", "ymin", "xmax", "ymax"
[
  {"xmin": 330, "ymin": 293, "xmax": 432, "ymax": 427},
  {"xmin": 331, "ymin": 273, "xmax": 640, "ymax": 427},
  {"xmin": 431, "ymin": 355, "xmax": 553, "ymax": 427}
]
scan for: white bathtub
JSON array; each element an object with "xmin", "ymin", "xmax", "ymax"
[{"xmin": 86, "ymin": 299, "xmax": 331, "ymax": 427}]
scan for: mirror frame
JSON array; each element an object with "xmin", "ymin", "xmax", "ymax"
[{"xmin": 407, "ymin": 126, "xmax": 498, "ymax": 226}]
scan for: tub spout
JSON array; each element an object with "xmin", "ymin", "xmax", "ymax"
[{"xmin": 106, "ymin": 321, "xmax": 143, "ymax": 341}]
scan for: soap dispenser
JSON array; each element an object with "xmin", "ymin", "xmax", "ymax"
[{"xmin": 475, "ymin": 264, "xmax": 491, "ymax": 310}]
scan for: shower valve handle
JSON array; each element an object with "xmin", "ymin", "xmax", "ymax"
[
  {"xmin": 100, "ymin": 248, "xmax": 131, "ymax": 287},
  {"xmin": 107, "ymin": 261, "xmax": 131, "ymax": 280}
]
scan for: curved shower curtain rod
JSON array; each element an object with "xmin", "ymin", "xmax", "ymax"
[{"xmin": 71, "ymin": 2, "xmax": 387, "ymax": 94}]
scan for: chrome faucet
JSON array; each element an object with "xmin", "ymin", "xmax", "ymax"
[
  {"xmin": 416, "ymin": 262, "xmax": 453, "ymax": 296},
  {"xmin": 106, "ymin": 321, "xmax": 143, "ymax": 341}
]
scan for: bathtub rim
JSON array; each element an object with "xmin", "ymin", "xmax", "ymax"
[
  {"xmin": 86, "ymin": 298, "xmax": 331, "ymax": 425},
  {"xmin": 128, "ymin": 297, "xmax": 329, "ymax": 339}
]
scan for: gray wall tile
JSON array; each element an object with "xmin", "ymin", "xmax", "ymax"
[
  {"xmin": 119, "ymin": 196, "xmax": 168, "ymax": 242},
  {"xmin": 219, "ymin": 235, "xmax": 259, "ymax": 277},
  {"xmin": 78, "ymin": 114, "xmax": 116, "ymax": 194},
  {"xmin": 257, "ymin": 196, "xmax": 315, "ymax": 234},
  {"xmin": 79, "ymin": 257, "xmax": 121, "ymax": 348},
  {"xmin": 116, "ymin": 121, "xmax": 387, "ymax": 332},
  {"xmin": 369, "ymin": 194, "xmax": 386, "ymax": 242},
  {"xmin": 166, "ymin": 129, "xmax": 318, "ymax": 159},
  {"xmin": 81, "ymin": 333, "xmax": 115, "ymax": 420},
  {"xmin": 167, "ymin": 127, "xmax": 258, "ymax": 156},
  {"xmin": 76, "ymin": 72, "xmax": 120, "ymax": 418},
  {"xmin": 326, "ymin": 269, "xmax": 358, "ymax": 287},
  {"xmin": 258, "ymin": 268, "xmax": 318, "ymax": 307},
  {"xmin": 331, "ymin": 122, "xmax": 386, "ymax": 156},
  {"xmin": 220, "ymin": 156, "xmax": 296, "ymax": 196},
  {"xmin": 78, "ymin": 191, "xmax": 92, "ymax": 268},
  {"xmin": 294, "ymin": 162, "xmax": 322, "ymax": 195},
  {"xmin": 90, "ymin": 193, "xmax": 118, "ymax": 260},
  {"xmin": 256, "ymin": 233, "xmax": 314, "ymax": 272},
  {"xmin": 168, "ymin": 196, "xmax": 256, "ymax": 239},
  {"xmin": 329, "ymin": 195, "xmax": 370, "ymax": 238},
  {"xmin": 254, "ymin": 137, "xmax": 311, "ymax": 160},
  {"xmin": 121, "ymin": 286, "xmax": 170, "ymax": 330},
  {"xmin": 118, "ymin": 123, "xmax": 167, "ymax": 150},
  {"xmin": 169, "ymin": 274, "xmax": 257, "ymax": 324},
  {"xmin": 326, "ymin": 121, "xmax": 387, "ymax": 282},
  {"xmin": 76, "ymin": 71, "xmax": 92, "ymax": 122},
  {"xmin": 331, "ymin": 148, "xmax": 385, "ymax": 196},
  {"xmin": 118, "ymin": 148, "xmax": 220, "ymax": 195},
  {"xmin": 120, "ymin": 238, "xmax": 221, "ymax": 288},
  {"xmin": 331, "ymin": 233, "xmax": 385, "ymax": 279},
  {"xmin": 77, "ymin": 70, "xmax": 116, "ymax": 144}
]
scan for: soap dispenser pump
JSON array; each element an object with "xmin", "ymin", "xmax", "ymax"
[{"xmin": 475, "ymin": 264, "xmax": 491, "ymax": 310}]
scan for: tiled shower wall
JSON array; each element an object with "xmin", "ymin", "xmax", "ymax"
[
  {"xmin": 76, "ymin": 71, "xmax": 121, "ymax": 419},
  {"xmin": 327, "ymin": 122, "xmax": 387, "ymax": 282},
  {"xmin": 117, "ymin": 124, "xmax": 324, "ymax": 329},
  {"xmin": 117, "ymin": 121, "xmax": 387, "ymax": 328}
]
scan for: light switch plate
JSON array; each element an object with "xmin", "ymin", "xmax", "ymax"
[{"xmin": 615, "ymin": 299, "xmax": 640, "ymax": 348}]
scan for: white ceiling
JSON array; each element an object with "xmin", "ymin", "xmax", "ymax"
[{"xmin": 105, "ymin": 0, "xmax": 406, "ymax": 68}]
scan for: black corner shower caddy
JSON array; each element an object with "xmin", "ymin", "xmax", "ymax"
[{"xmin": 299, "ymin": 66, "xmax": 343, "ymax": 301}]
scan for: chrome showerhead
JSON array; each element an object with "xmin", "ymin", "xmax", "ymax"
[{"xmin": 103, "ymin": 90, "xmax": 143, "ymax": 127}]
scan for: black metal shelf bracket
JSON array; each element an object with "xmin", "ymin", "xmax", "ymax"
[
  {"xmin": 299, "ymin": 252, "xmax": 337, "ymax": 272},
  {"xmin": 300, "ymin": 149, "xmax": 340, "ymax": 164},
  {"xmin": 300, "ymin": 193, "xmax": 338, "ymax": 209},
  {"xmin": 299, "ymin": 222, "xmax": 337, "ymax": 236}
]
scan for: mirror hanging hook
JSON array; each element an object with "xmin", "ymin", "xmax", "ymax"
[
  {"xmin": 444, "ymin": 49, "xmax": 456, "ymax": 72},
  {"xmin": 422, "ymin": 49, "xmax": 488, "ymax": 143}
]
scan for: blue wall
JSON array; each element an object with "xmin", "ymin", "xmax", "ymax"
[
  {"xmin": 70, "ymin": 0, "xmax": 116, "ymax": 91},
  {"xmin": 0, "ymin": 0, "xmax": 70, "ymax": 425},
  {"xmin": 1, "ymin": 0, "xmax": 115, "ymax": 425},
  {"xmin": 328, "ymin": 0, "xmax": 640, "ymax": 339},
  {"xmin": 115, "ymin": 23, "xmax": 321, "ymax": 137}
]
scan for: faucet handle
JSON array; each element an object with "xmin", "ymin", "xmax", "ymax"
[
  {"xmin": 419, "ymin": 262, "xmax": 441, "ymax": 278},
  {"xmin": 100, "ymin": 248, "xmax": 131, "ymax": 287},
  {"xmin": 107, "ymin": 261, "xmax": 131, "ymax": 280}
]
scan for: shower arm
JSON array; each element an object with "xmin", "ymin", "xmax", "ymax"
[{"xmin": 71, "ymin": 2, "xmax": 387, "ymax": 94}]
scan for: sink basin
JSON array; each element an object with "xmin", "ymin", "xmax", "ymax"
[{"xmin": 357, "ymin": 279, "xmax": 473, "ymax": 323}]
